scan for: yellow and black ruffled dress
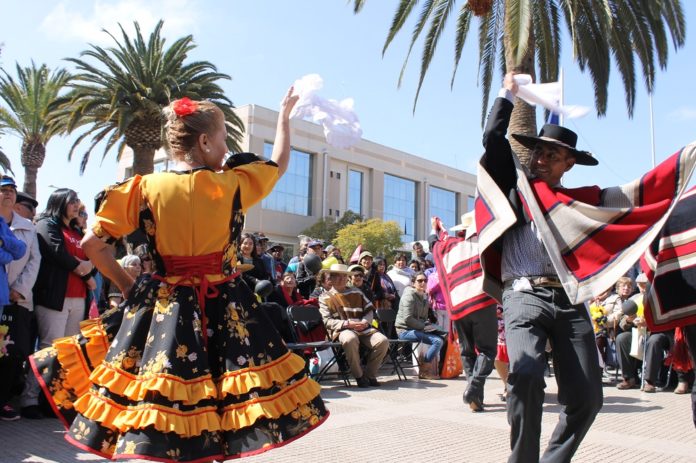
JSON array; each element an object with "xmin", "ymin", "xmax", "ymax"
[{"xmin": 30, "ymin": 154, "xmax": 328, "ymax": 462}]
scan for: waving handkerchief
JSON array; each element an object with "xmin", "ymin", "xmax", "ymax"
[
  {"xmin": 513, "ymin": 74, "xmax": 589, "ymax": 119},
  {"xmin": 290, "ymin": 74, "xmax": 363, "ymax": 149}
]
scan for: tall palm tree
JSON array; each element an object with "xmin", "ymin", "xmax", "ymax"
[
  {"xmin": 54, "ymin": 20, "xmax": 244, "ymax": 175},
  {"xmin": 353, "ymin": 0, "xmax": 686, "ymax": 163},
  {"xmin": 0, "ymin": 62, "xmax": 71, "ymax": 198}
]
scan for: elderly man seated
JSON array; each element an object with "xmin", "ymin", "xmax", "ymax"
[{"xmin": 319, "ymin": 263, "xmax": 389, "ymax": 388}]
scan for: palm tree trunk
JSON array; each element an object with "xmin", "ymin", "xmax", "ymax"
[
  {"xmin": 23, "ymin": 165, "xmax": 38, "ymax": 201},
  {"xmin": 504, "ymin": 6, "xmax": 537, "ymax": 168},
  {"xmin": 131, "ymin": 146, "xmax": 156, "ymax": 176}
]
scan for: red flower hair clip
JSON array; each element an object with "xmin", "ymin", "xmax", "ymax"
[{"xmin": 172, "ymin": 97, "xmax": 198, "ymax": 117}]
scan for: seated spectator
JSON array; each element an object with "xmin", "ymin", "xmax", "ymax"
[
  {"xmin": 373, "ymin": 257, "xmax": 399, "ymax": 310},
  {"xmin": 266, "ymin": 271, "xmax": 307, "ymax": 343},
  {"xmin": 319, "ymin": 264, "xmax": 388, "ymax": 388},
  {"xmin": 309, "ymin": 269, "xmax": 332, "ymax": 299},
  {"xmin": 348, "ymin": 264, "xmax": 374, "ymax": 301},
  {"xmin": 395, "ymin": 272, "xmax": 447, "ymax": 380},
  {"xmin": 133, "ymin": 243, "xmax": 154, "ymax": 275},
  {"xmin": 108, "ymin": 255, "xmax": 142, "ymax": 308},
  {"xmin": 589, "ymin": 288, "xmax": 612, "ymax": 365},
  {"xmin": 426, "ymin": 268, "xmax": 449, "ymax": 329},
  {"xmin": 237, "ymin": 232, "xmax": 271, "ymax": 289},
  {"xmin": 605, "ymin": 276, "xmax": 634, "ymax": 328},
  {"xmin": 387, "ymin": 253, "xmax": 412, "ymax": 297}
]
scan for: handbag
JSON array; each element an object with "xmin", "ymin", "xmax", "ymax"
[
  {"xmin": 629, "ymin": 326, "xmax": 646, "ymax": 360},
  {"xmin": 440, "ymin": 323, "xmax": 463, "ymax": 379}
]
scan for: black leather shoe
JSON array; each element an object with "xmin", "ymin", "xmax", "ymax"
[
  {"xmin": 464, "ymin": 389, "xmax": 484, "ymax": 412},
  {"xmin": 356, "ymin": 376, "xmax": 370, "ymax": 388},
  {"xmin": 21, "ymin": 405, "xmax": 43, "ymax": 420}
]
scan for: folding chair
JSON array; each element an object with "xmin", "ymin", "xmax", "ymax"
[
  {"xmin": 286, "ymin": 305, "xmax": 351, "ymax": 386},
  {"xmin": 375, "ymin": 308, "xmax": 417, "ymax": 381}
]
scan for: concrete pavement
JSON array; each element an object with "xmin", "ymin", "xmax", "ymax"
[{"xmin": 1, "ymin": 370, "xmax": 695, "ymax": 463}]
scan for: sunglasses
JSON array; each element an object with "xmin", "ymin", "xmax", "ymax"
[{"xmin": 415, "ymin": 279, "xmax": 427, "ymax": 283}]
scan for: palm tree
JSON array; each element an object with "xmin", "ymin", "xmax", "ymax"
[
  {"xmin": 353, "ymin": 0, "xmax": 686, "ymax": 163},
  {"xmin": 54, "ymin": 20, "xmax": 244, "ymax": 175},
  {"xmin": 0, "ymin": 62, "xmax": 71, "ymax": 198}
]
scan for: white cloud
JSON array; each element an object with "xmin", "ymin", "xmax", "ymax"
[
  {"xmin": 670, "ymin": 107, "xmax": 696, "ymax": 121},
  {"xmin": 40, "ymin": 0, "xmax": 201, "ymax": 45}
]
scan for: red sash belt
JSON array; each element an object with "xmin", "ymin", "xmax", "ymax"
[{"xmin": 154, "ymin": 252, "xmax": 239, "ymax": 344}]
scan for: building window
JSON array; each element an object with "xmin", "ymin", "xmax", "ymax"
[
  {"xmin": 348, "ymin": 170, "xmax": 363, "ymax": 215},
  {"xmin": 262, "ymin": 143, "xmax": 312, "ymax": 215},
  {"xmin": 383, "ymin": 174, "xmax": 416, "ymax": 242},
  {"xmin": 153, "ymin": 159, "xmax": 169, "ymax": 173},
  {"xmin": 467, "ymin": 195, "xmax": 476, "ymax": 211},
  {"xmin": 430, "ymin": 186, "xmax": 457, "ymax": 231}
]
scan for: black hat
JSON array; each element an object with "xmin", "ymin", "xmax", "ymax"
[
  {"xmin": 16, "ymin": 191, "xmax": 38, "ymax": 208},
  {"xmin": 511, "ymin": 124, "xmax": 598, "ymax": 166}
]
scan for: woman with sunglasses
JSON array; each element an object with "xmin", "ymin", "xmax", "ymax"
[{"xmin": 395, "ymin": 272, "xmax": 447, "ymax": 379}]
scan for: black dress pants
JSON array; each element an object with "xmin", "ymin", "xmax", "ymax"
[{"xmin": 503, "ymin": 286, "xmax": 603, "ymax": 463}]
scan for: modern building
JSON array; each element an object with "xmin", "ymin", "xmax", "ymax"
[{"xmin": 117, "ymin": 104, "xmax": 477, "ymax": 253}]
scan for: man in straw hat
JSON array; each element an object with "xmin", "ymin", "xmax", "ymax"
[
  {"xmin": 318, "ymin": 263, "xmax": 388, "ymax": 388},
  {"xmin": 475, "ymin": 72, "xmax": 696, "ymax": 462}
]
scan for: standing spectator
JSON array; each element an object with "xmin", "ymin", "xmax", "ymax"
[
  {"xmin": 426, "ymin": 268, "xmax": 449, "ymax": 330},
  {"xmin": 287, "ymin": 235, "xmax": 311, "ymax": 273},
  {"xmin": 321, "ymin": 244, "xmax": 345, "ymax": 268},
  {"xmin": 14, "ymin": 191, "xmax": 38, "ymax": 222},
  {"xmin": 237, "ymin": 232, "xmax": 270, "ymax": 290},
  {"xmin": 411, "ymin": 241, "xmax": 434, "ymax": 266},
  {"xmin": 296, "ymin": 240, "xmax": 323, "ymax": 297},
  {"xmin": 387, "ymin": 253, "xmax": 413, "ymax": 297},
  {"xmin": 254, "ymin": 232, "xmax": 275, "ymax": 281},
  {"xmin": 32, "ymin": 189, "xmax": 96, "ymax": 346},
  {"xmin": 0, "ymin": 176, "xmax": 32, "ymax": 421},
  {"xmin": 269, "ymin": 243, "xmax": 287, "ymax": 283}
]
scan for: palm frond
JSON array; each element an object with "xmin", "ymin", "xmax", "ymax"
[{"xmin": 450, "ymin": 4, "xmax": 472, "ymax": 89}]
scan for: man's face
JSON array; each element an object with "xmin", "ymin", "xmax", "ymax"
[
  {"xmin": 330, "ymin": 273, "xmax": 348, "ymax": 291},
  {"xmin": 530, "ymin": 143, "xmax": 575, "ymax": 185},
  {"xmin": 413, "ymin": 243, "xmax": 423, "ymax": 255},
  {"xmin": 0, "ymin": 186, "xmax": 16, "ymax": 209},
  {"xmin": 14, "ymin": 201, "xmax": 35, "ymax": 220}
]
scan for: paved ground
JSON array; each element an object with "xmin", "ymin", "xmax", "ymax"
[{"xmin": 1, "ymin": 369, "xmax": 695, "ymax": 463}]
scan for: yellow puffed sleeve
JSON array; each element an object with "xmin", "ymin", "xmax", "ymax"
[
  {"xmin": 224, "ymin": 153, "xmax": 279, "ymax": 210},
  {"xmin": 92, "ymin": 176, "xmax": 143, "ymax": 242}
]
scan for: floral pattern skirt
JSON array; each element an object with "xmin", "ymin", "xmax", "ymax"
[{"xmin": 30, "ymin": 274, "xmax": 328, "ymax": 462}]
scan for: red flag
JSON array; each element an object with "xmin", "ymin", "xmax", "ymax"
[{"xmin": 349, "ymin": 244, "xmax": 363, "ymax": 264}]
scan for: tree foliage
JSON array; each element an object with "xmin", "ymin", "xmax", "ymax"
[
  {"xmin": 52, "ymin": 20, "xmax": 244, "ymax": 175},
  {"xmin": 301, "ymin": 210, "xmax": 363, "ymax": 244},
  {"xmin": 334, "ymin": 218, "xmax": 404, "ymax": 262},
  {"xmin": 353, "ymin": 0, "xmax": 686, "ymax": 124}
]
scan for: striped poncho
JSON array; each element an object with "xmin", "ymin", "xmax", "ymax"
[{"xmin": 476, "ymin": 142, "xmax": 696, "ymax": 305}]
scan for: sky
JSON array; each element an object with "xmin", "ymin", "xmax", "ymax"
[{"xmin": 1, "ymin": 0, "xmax": 695, "ymax": 216}]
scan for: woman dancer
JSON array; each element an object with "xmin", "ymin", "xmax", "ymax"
[{"xmin": 30, "ymin": 88, "xmax": 328, "ymax": 462}]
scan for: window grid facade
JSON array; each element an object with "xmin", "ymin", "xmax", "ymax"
[
  {"xmin": 348, "ymin": 169, "xmax": 363, "ymax": 215},
  {"xmin": 383, "ymin": 174, "xmax": 416, "ymax": 243},
  {"xmin": 429, "ymin": 186, "xmax": 457, "ymax": 231},
  {"xmin": 261, "ymin": 143, "xmax": 312, "ymax": 216}
]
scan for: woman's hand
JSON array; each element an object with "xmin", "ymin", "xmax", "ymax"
[
  {"xmin": 74, "ymin": 260, "xmax": 93, "ymax": 277},
  {"xmin": 279, "ymin": 86, "xmax": 299, "ymax": 121}
]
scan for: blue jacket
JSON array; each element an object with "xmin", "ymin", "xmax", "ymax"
[{"xmin": 0, "ymin": 216, "xmax": 27, "ymax": 306}]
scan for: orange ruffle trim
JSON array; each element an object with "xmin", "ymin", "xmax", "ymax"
[
  {"xmin": 220, "ymin": 376, "xmax": 321, "ymax": 430},
  {"xmin": 75, "ymin": 376, "xmax": 321, "ymax": 437},
  {"xmin": 53, "ymin": 318, "xmax": 110, "ymax": 397},
  {"xmin": 89, "ymin": 351, "xmax": 306, "ymax": 405},
  {"xmin": 218, "ymin": 351, "xmax": 307, "ymax": 397}
]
